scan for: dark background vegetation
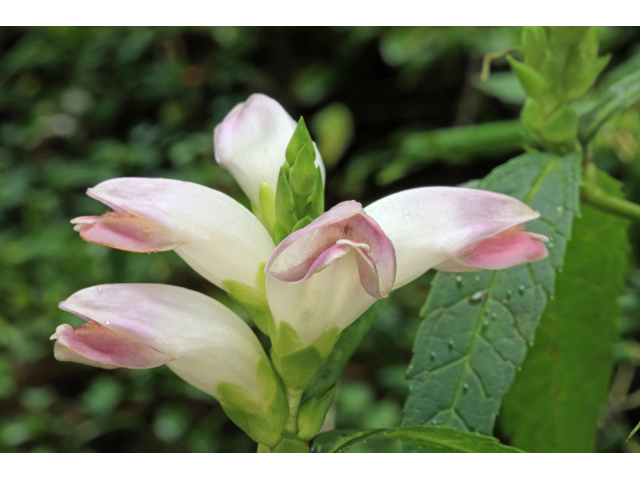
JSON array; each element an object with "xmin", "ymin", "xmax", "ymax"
[{"xmin": 1, "ymin": 26, "xmax": 639, "ymax": 452}]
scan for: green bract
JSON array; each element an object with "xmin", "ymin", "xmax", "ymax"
[
  {"xmin": 509, "ymin": 26, "xmax": 610, "ymax": 153},
  {"xmin": 273, "ymin": 117, "xmax": 325, "ymax": 244}
]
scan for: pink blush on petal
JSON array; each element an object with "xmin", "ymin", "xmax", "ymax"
[
  {"xmin": 54, "ymin": 321, "xmax": 171, "ymax": 369},
  {"xmin": 459, "ymin": 226, "xmax": 549, "ymax": 270},
  {"xmin": 72, "ymin": 212, "xmax": 179, "ymax": 253}
]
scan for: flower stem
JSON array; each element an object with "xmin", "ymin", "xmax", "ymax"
[
  {"xmin": 581, "ymin": 163, "xmax": 640, "ymax": 223},
  {"xmin": 284, "ymin": 388, "xmax": 303, "ymax": 434}
]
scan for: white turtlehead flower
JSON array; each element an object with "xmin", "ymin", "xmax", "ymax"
[
  {"xmin": 264, "ymin": 188, "xmax": 547, "ymax": 347},
  {"xmin": 71, "ymin": 178, "xmax": 274, "ymax": 291}
]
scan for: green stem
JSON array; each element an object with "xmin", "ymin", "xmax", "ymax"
[
  {"xmin": 285, "ymin": 388, "xmax": 304, "ymax": 434},
  {"xmin": 581, "ymin": 163, "xmax": 640, "ymax": 223}
]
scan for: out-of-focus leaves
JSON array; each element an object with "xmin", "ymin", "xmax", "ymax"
[
  {"xmin": 501, "ymin": 172, "xmax": 629, "ymax": 452},
  {"xmin": 376, "ymin": 120, "xmax": 524, "ymax": 185},
  {"xmin": 402, "ymin": 152, "xmax": 581, "ymax": 437},
  {"xmin": 475, "ymin": 72, "xmax": 527, "ymax": 105},
  {"xmin": 311, "ymin": 425, "xmax": 522, "ymax": 453},
  {"xmin": 81, "ymin": 376, "xmax": 125, "ymax": 417},
  {"xmin": 311, "ymin": 103, "xmax": 354, "ymax": 168},
  {"xmin": 579, "ymin": 70, "xmax": 640, "ymax": 145}
]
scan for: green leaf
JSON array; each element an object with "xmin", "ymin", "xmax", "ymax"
[
  {"xmin": 501, "ymin": 171, "xmax": 629, "ymax": 452},
  {"xmin": 311, "ymin": 426, "xmax": 523, "ymax": 453},
  {"xmin": 629, "ymin": 421, "xmax": 640, "ymax": 442},
  {"xmin": 578, "ymin": 69, "xmax": 640, "ymax": 145},
  {"xmin": 402, "ymin": 152, "xmax": 581, "ymax": 438}
]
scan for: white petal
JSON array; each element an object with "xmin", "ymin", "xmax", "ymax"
[
  {"xmin": 77, "ymin": 178, "xmax": 275, "ymax": 290},
  {"xmin": 266, "ymin": 250, "xmax": 377, "ymax": 346},
  {"xmin": 214, "ymin": 93, "xmax": 325, "ymax": 207},
  {"xmin": 56, "ymin": 284, "xmax": 268, "ymax": 401},
  {"xmin": 365, "ymin": 187, "xmax": 541, "ymax": 288}
]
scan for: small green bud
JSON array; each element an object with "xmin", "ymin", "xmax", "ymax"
[
  {"xmin": 286, "ymin": 117, "xmax": 316, "ymax": 167},
  {"xmin": 540, "ymin": 105, "xmax": 578, "ymax": 146},
  {"xmin": 565, "ymin": 54, "xmax": 610, "ymax": 101},
  {"xmin": 289, "ymin": 154, "xmax": 318, "ymax": 202},
  {"xmin": 250, "ymin": 200, "xmax": 269, "ymax": 233},
  {"xmin": 273, "ymin": 222, "xmax": 290, "ymax": 245},
  {"xmin": 307, "ymin": 168, "xmax": 325, "ymax": 220},
  {"xmin": 508, "ymin": 56, "xmax": 549, "ymax": 99},
  {"xmin": 258, "ymin": 183, "xmax": 277, "ymax": 234},
  {"xmin": 275, "ymin": 169, "xmax": 297, "ymax": 232}
]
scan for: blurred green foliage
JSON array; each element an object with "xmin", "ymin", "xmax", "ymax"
[{"xmin": 1, "ymin": 26, "xmax": 639, "ymax": 453}]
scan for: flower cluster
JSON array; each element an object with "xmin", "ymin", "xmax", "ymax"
[{"xmin": 52, "ymin": 94, "xmax": 548, "ymax": 451}]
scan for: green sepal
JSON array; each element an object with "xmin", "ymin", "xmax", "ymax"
[
  {"xmin": 259, "ymin": 435, "xmax": 310, "ymax": 453},
  {"xmin": 259, "ymin": 182, "xmax": 277, "ymax": 234},
  {"xmin": 271, "ymin": 322, "xmax": 340, "ymax": 391},
  {"xmin": 217, "ymin": 358, "xmax": 289, "ymax": 448},
  {"xmin": 275, "ymin": 169, "xmax": 297, "ymax": 232},
  {"xmin": 540, "ymin": 105, "xmax": 578, "ymax": 148},
  {"xmin": 221, "ymin": 405, "xmax": 283, "ymax": 447},
  {"xmin": 286, "ymin": 117, "xmax": 316, "ymax": 167},
  {"xmin": 521, "ymin": 26, "xmax": 548, "ymax": 72},
  {"xmin": 508, "ymin": 56, "xmax": 549, "ymax": 99},
  {"xmin": 271, "ymin": 436, "xmax": 310, "ymax": 453},
  {"xmin": 580, "ymin": 26, "xmax": 599, "ymax": 60},
  {"xmin": 297, "ymin": 383, "xmax": 336, "ymax": 441},
  {"xmin": 546, "ymin": 26, "xmax": 589, "ymax": 50},
  {"xmin": 565, "ymin": 54, "xmax": 610, "ymax": 101},
  {"xmin": 306, "ymin": 167, "xmax": 325, "ymax": 220},
  {"xmin": 223, "ymin": 263, "xmax": 273, "ymax": 335},
  {"xmin": 292, "ymin": 216, "xmax": 313, "ymax": 233},
  {"xmin": 273, "ymin": 222, "xmax": 290, "ymax": 245}
]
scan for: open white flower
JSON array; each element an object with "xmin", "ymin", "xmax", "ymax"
[{"xmin": 52, "ymin": 283, "xmax": 288, "ymax": 446}]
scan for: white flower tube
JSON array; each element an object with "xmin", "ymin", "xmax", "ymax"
[
  {"xmin": 214, "ymin": 93, "xmax": 325, "ymax": 207},
  {"xmin": 52, "ymin": 284, "xmax": 288, "ymax": 446},
  {"xmin": 71, "ymin": 178, "xmax": 275, "ymax": 291},
  {"xmin": 365, "ymin": 187, "xmax": 548, "ymax": 288},
  {"xmin": 265, "ymin": 201, "xmax": 396, "ymax": 347}
]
